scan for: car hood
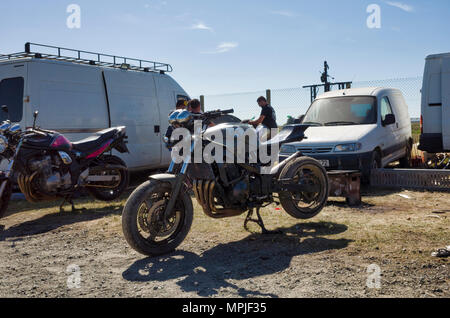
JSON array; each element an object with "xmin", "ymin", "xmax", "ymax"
[{"xmin": 290, "ymin": 124, "xmax": 377, "ymax": 146}]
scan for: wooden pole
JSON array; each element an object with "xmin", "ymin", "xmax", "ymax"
[
  {"xmin": 200, "ymin": 95, "xmax": 205, "ymax": 112},
  {"xmin": 266, "ymin": 89, "xmax": 271, "ymax": 105}
]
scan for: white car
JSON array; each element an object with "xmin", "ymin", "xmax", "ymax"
[{"xmin": 280, "ymin": 87, "xmax": 413, "ymax": 180}]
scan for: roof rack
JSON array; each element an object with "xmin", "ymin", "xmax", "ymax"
[{"xmin": 0, "ymin": 42, "xmax": 173, "ymax": 73}]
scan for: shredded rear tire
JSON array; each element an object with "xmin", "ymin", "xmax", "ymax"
[{"xmin": 278, "ymin": 157, "xmax": 329, "ymax": 219}]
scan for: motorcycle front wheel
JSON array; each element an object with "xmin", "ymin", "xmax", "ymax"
[
  {"xmin": 278, "ymin": 157, "xmax": 329, "ymax": 219},
  {"xmin": 122, "ymin": 180, "xmax": 193, "ymax": 257},
  {"xmin": 0, "ymin": 179, "xmax": 12, "ymax": 219}
]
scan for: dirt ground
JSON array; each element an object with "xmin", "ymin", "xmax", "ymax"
[{"xmin": 0, "ymin": 185, "xmax": 448, "ymax": 298}]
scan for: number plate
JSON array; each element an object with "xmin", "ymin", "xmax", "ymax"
[{"xmin": 318, "ymin": 160, "xmax": 330, "ymax": 168}]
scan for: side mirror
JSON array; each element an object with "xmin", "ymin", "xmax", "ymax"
[
  {"xmin": 383, "ymin": 114, "xmax": 396, "ymax": 126},
  {"xmin": 33, "ymin": 110, "xmax": 39, "ymax": 129},
  {"xmin": 1, "ymin": 105, "xmax": 8, "ymax": 114}
]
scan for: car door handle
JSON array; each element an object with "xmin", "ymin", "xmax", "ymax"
[{"xmin": 154, "ymin": 125, "xmax": 160, "ymax": 134}]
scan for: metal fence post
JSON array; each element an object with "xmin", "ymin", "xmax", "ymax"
[
  {"xmin": 200, "ymin": 95, "xmax": 205, "ymax": 112},
  {"xmin": 266, "ymin": 89, "xmax": 271, "ymax": 105}
]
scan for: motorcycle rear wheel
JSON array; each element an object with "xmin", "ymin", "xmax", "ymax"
[
  {"xmin": 87, "ymin": 155, "xmax": 129, "ymax": 201},
  {"xmin": 122, "ymin": 180, "xmax": 193, "ymax": 257},
  {"xmin": 278, "ymin": 157, "xmax": 329, "ymax": 219}
]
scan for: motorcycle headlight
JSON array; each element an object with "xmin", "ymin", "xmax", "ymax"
[
  {"xmin": 0, "ymin": 122, "xmax": 11, "ymax": 132},
  {"xmin": 176, "ymin": 110, "xmax": 193, "ymax": 125},
  {"xmin": 280, "ymin": 144, "xmax": 297, "ymax": 154},
  {"xmin": 0, "ymin": 135, "xmax": 8, "ymax": 154},
  {"xmin": 169, "ymin": 110, "xmax": 182, "ymax": 125},
  {"xmin": 334, "ymin": 143, "xmax": 362, "ymax": 153}
]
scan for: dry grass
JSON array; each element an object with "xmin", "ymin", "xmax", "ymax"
[{"xmin": 0, "ymin": 187, "xmax": 448, "ymax": 298}]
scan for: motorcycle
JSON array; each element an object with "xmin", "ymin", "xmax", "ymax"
[
  {"xmin": 122, "ymin": 109, "xmax": 329, "ymax": 256},
  {"xmin": 0, "ymin": 105, "xmax": 130, "ymax": 218}
]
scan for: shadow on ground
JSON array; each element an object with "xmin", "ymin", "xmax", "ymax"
[
  {"xmin": 123, "ymin": 222, "xmax": 351, "ymax": 298},
  {"xmin": 0, "ymin": 205, "xmax": 122, "ymax": 241}
]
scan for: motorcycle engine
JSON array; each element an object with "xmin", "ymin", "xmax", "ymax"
[
  {"xmin": 28, "ymin": 154, "xmax": 72, "ymax": 194},
  {"xmin": 223, "ymin": 164, "xmax": 249, "ymax": 205}
]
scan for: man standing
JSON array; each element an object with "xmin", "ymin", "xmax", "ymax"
[{"xmin": 187, "ymin": 99, "xmax": 202, "ymax": 114}]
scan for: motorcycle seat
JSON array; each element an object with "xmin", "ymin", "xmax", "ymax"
[
  {"xmin": 72, "ymin": 127, "xmax": 125, "ymax": 153},
  {"xmin": 262, "ymin": 124, "xmax": 309, "ymax": 148}
]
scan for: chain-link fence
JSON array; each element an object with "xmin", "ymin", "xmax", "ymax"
[{"xmin": 202, "ymin": 76, "xmax": 423, "ymax": 126}]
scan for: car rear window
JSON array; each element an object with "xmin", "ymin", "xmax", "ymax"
[{"xmin": 0, "ymin": 77, "xmax": 24, "ymax": 122}]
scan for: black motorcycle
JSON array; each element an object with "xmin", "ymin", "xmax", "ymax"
[
  {"xmin": 0, "ymin": 106, "xmax": 130, "ymax": 218},
  {"xmin": 122, "ymin": 109, "xmax": 329, "ymax": 256}
]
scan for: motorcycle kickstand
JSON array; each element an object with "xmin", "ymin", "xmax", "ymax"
[
  {"xmin": 244, "ymin": 208, "xmax": 282, "ymax": 235},
  {"xmin": 60, "ymin": 196, "xmax": 85, "ymax": 213}
]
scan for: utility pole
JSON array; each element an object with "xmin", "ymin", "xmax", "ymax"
[{"xmin": 303, "ymin": 61, "xmax": 352, "ymax": 103}]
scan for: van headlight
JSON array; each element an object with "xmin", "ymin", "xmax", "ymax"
[
  {"xmin": 280, "ymin": 144, "xmax": 297, "ymax": 154},
  {"xmin": 334, "ymin": 143, "xmax": 362, "ymax": 152},
  {"xmin": 0, "ymin": 135, "xmax": 8, "ymax": 154}
]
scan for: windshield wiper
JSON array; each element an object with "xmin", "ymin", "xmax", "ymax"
[{"xmin": 324, "ymin": 121, "xmax": 359, "ymax": 126}]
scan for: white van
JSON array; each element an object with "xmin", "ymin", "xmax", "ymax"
[
  {"xmin": 279, "ymin": 87, "xmax": 413, "ymax": 179},
  {"xmin": 0, "ymin": 43, "xmax": 189, "ymax": 171},
  {"xmin": 419, "ymin": 52, "xmax": 450, "ymax": 153}
]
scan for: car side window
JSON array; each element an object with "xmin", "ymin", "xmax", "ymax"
[{"xmin": 380, "ymin": 97, "xmax": 394, "ymax": 122}]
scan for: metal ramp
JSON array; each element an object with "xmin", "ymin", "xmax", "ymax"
[
  {"xmin": 0, "ymin": 42, "xmax": 173, "ymax": 73},
  {"xmin": 371, "ymin": 169, "xmax": 450, "ymax": 191}
]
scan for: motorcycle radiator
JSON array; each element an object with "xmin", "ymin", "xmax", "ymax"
[{"xmin": 192, "ymin": 179, "xmax": 245, "ymax": 219}]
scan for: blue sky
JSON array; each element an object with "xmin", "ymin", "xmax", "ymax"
[{"xmin": 0, "ymin": 0, "xmax": 449, "ymax": 117}]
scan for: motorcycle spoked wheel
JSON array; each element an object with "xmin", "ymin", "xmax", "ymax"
[
  {"xmin": 87, "ymin": 155, "xmax": 129, "ymax": 201},
  {"xmin": 122, "ymin": 181, "xmax": 193, "ymax": 257},
  {"xmin": 0, "ymin": 180, "xmax": 12, "ymax": 219},
  {"xmin": 278, "ymin": 157, "xmax": 329, "ymax": 219}
]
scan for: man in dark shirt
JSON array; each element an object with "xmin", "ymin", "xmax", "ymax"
[
  {"xmin": 249, "ymin": 96, "xmax": 278, "ymax": 129},
  {"xmin": 249, "ymin": 96, "xmax": 278, "ymax": 142}
]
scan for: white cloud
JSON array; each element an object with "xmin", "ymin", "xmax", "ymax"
[
  {"xmin": 202, "ymin": 42, "xmax": 238, "ymax": 54},
  {"xmin": 270, "ymin": 10, "xmax": 296, "ymax": 17},
  {"xmin": 191, "ymin": 22, "xmax": 214, "ymax": 32},
  {"xmin": 385, "ymin": 1, "xmax": 414, "ymax": 12}
]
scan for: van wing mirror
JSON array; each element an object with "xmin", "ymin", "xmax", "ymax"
[{"xmin": 383, "ymin": 114, "xmax": 396, "ymax": 126}]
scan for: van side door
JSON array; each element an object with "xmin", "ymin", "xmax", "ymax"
[{"xmin": 103, "ymin": 70, "xmax": 161, "ymax": 170}]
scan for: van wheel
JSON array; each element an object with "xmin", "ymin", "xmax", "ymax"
[
  {"xmin": 399, "ymin": 144, "xmax": 412, "ymax": 168},
  {"xmin": 371, "ymin": 151, "xmax": 381, "ymax": 170}
]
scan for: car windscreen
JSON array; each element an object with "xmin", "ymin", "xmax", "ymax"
[
  {"xmin": 0, "ymin": 77, "xmax": 24, "ymax": 122},
  {"xmin": 303, "ymin": 96, "xmax": 377, "ymax": 126}
]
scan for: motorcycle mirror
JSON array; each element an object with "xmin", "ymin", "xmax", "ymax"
[{"xmin": 33, "ymin": 110, "xmax": 39, "ymax": 129}]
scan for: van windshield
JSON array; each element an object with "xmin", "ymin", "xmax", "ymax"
[
  {"xmin": 0, "ymin": 77, "xmax": 24, "ymax": 122},
  {"xmin": 303, "ymin": 96, "xmax": 377, "ymax": 126}
]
